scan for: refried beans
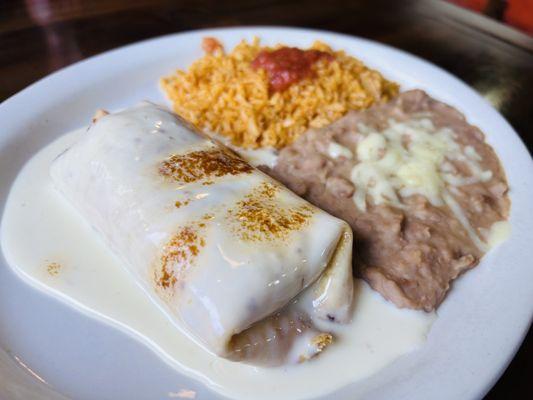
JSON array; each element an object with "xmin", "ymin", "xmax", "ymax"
[{"xmin": 269, "ymin": 90, "xmax": 510, "ymax": 311}]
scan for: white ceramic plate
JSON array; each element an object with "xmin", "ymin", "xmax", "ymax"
[{"xmin": 0, "ymin": 27, "xmax": 532, "ymax": 400}]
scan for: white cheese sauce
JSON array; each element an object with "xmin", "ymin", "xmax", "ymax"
[
  {"xmin": 205, "ymin": 130, "xmax": 279, "ymax": 169},
  {"xmin": 485, "ymin": 220, "xmax": 511, "ymax": 248},
  {"xmin": 234, "ymin": 146, "xmax": 279, "ymax": 169},
  {"xmin": 1, "ymin": 129, "xmax": 435, "ymax": 400}
]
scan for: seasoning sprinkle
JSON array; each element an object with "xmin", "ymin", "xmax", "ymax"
[
  {"xmin": 174, "ymin": 199, "xmax": 191, "ymax": 208},
  {"xmin": 228, "ymin": 182, "xmax": 314, "ymax": 242},
  {"xmin": 155, "ymin": 219, "xmax": 208, "ymax": 292},
  {"xmin": 159, "ymin": 149, "xmax": 253, "ymax": 184},
  {"xmin": 46, "ymin": 262, "xmax": 61, "ymax": 276}
]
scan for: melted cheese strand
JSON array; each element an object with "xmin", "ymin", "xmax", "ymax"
[{"xmin": 345, "ymin": 117, "xmax": 493, "ymax": 248}]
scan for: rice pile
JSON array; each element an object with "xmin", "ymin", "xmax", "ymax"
[{"xmin": 161, "ymin": 38, "xmax": 399, "ymax": 149}]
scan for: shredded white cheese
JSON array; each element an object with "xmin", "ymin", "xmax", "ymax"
[
  {"xmin": 347, "ymin": 117, "xmax": 494, "ymax": 249},
  {"xmin": 328, "ymin": 142, "xmax": 353, "ymax": 159}
]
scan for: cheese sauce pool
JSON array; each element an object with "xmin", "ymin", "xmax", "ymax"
[{"xmin": 1, "ymin": 129, "xmax": 435, "ymax": 400}]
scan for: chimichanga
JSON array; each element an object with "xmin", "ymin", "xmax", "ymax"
[{"xmin": 50, "ymin": 103, "xmax": 353, "ymax": 365}]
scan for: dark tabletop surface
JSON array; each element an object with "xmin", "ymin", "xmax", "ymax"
[{"xmin": 1, "ymin": 0, "xmax": 532, "ymax": 398}]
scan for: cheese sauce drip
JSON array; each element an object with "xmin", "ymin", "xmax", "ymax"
[{"xmin": 344, "ymin": 117, "xmax": 494, "ymax": 249}]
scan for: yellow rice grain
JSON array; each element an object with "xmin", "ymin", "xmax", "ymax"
[{"xmin": 161, "ymin": 38, "xmax": 399, "ymax": 149}]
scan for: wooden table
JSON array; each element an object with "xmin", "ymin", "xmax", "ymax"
[{"xmin": 1, "ymin": 0, "xmax": 532, "ymax": 398}]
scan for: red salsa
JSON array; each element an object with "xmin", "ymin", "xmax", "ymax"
[{"xmin": 251, "ymin": 47, "xmax": 334, "ymax": 92}]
